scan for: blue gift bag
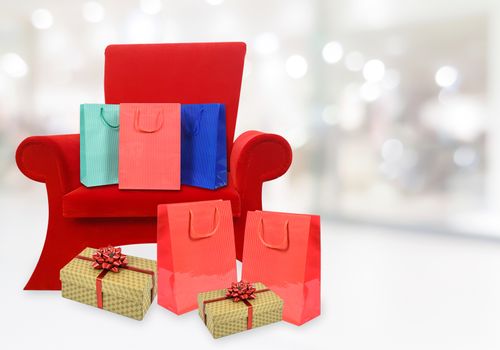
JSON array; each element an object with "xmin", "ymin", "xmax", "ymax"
[{"xmin": 181, "ymin": 104, "xmax": 227, "ymax": 189}]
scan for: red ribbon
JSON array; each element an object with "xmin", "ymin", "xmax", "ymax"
[
  {"xmin": 76, "ymin": 253, "xmax": 155, "ymax": 309},
  {"xmin": 226, "ymin": 281, "xmax": 257, "ymax": 302},
  {"xmin": 202, "ymin": 282, "xmax": 269, "ymax": 330},
  {"xmin": 91, "ymin": 245, "xmax": 128, "ymax": 272}
]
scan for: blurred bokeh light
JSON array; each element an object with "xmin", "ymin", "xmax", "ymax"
[{"xmin": 1, "ymin": 0, "xmax": 499, "ymax": 238}]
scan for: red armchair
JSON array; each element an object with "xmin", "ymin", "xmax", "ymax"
[{"xmin": 16, "ymin": 42, "xmax": 292, "ymax": 290}]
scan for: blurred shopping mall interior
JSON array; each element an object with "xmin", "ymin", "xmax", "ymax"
[{"xmin": 1, "ymin": 0, "xmax": 500, "ymax": 239}]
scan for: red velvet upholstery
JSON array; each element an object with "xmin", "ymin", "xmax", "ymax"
[
  {"xmin": 104, "ymin": 43, "xmax": 245, "ymax": 157},
  {"xmin": 63, "ymin": 182, "xmax": 241, "ymax": 218},
  {"xmin": 16, "ymin": 42, "xmax": 292, "ymax": 290}
]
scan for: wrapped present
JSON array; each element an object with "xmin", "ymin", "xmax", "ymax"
[
  {"xmin": 198, "ymin": 281, "xmax": 283, "ymax": 338},
  {"xmin": 60, "ymin": 246, "xmax": 157, "ymax": 320}
]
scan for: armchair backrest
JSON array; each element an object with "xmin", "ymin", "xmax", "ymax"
[{"xmin": 104, "ymin": 42, "xmax": 246, "ymax": 156}]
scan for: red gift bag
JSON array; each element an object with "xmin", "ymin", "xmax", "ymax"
[
  {"xmin": 119, "ymin": 103, "xmax": 181, "ymax": 190},
  {"xmin": 241, "ymin": 210, "xmax": 321, "ymax": 325},
  {"xmin": 157, "ymin": 200, "xmax": 237, "ymax": 314}
]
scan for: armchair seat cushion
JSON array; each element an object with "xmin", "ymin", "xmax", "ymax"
[{"xmin": 63, "ymin": 180, "xmax": 241, "ymax": 218}]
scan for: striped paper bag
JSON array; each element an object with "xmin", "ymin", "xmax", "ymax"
[
  {"xmin": 181, "ymin": 103, "xmax": 227, "ymax": 189},
  {"xmin": 119, "ymin": 103, "xmax": 181, "ymax": 190},
  {"xmin": 80, "ymin": 104, "xmax": 120, "ymax": 187}
]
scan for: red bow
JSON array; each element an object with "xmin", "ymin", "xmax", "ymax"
[
  {"xmin": 91, "ymin": 245, "xmax": 128, "ymax": 272},
  {"xmin": 225, "ymin": 281, "xmax": 257, "ymax": 302}
]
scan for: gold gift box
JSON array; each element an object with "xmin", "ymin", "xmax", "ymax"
[
  {"xmin": 198, "ymin": 282, "xmax": 283, "ymax": 338},
  {"xmin": 60, "ymin": 247, "xmax": 157, "ymax": 320}
]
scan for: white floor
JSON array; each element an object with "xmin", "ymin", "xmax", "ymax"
[{"xmin": 2, "ymin": 184, "xmax": 500, "ymax": 349}]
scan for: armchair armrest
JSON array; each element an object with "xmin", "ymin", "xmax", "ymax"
[
  {"xmin": 230, "ymin": 131, "xmax": 292, "ymax": 210},
  {"xmin": 16, "ymin": 134, "xmax": 81, "ymax": 194}
]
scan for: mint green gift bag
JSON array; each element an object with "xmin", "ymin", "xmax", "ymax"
[{"xmin": 80, "ymin": 104, "xmax": 120, "ymax": 187}]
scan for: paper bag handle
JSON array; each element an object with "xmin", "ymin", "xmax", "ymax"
[
  {"xmin": 100, "ymin": 107, "xmax": 119, "ymax": 128},
  {"xmin": 134, "ymin": 108, "xmax": 164, "ymax": 133},
  {"xmin": 188, "ymin": 207, "xmax": 220, "ymax": 239},
  {"xmin": 257, "ymin": 218, "xmax": 289, "ymax": 250}
]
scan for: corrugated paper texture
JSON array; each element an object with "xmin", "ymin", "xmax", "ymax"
[
  {"xmin": 197, "ymin": 283, "xmax": 283, "ymax": 339},
  {"xmin": 80, "ymin": 104, "xmax": 120, "ymax": 187},
  {"xmin": 241, "ymin": 211, "xmax": 321, "ymax": 325},
  {"xmin": 60, "ymin": 248, "xmax": 157, "ymax": 320},
  {"xmin": 119, "ymin": 103, "xmax": 181, "ymax": 190},
  {"xmin": 157, "ymin": 200, "xmax": 237, "ymax": 315},
  {"xmin": 180, "ymin": 103, "xmax": 227, "ymax": 189}
]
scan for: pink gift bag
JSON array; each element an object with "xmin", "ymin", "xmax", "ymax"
[
  {"xmin": 119, "ymin": 103, "xmax": 180, "ymax": 190},
  {"xmin": 242, "ymin": 210, "xmax": 321, "ymax": 325},
  {"xmin": 157, "ymin": 200, "xmax": 237, "ymax": 315}
]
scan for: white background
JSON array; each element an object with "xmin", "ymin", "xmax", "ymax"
[{"xmin": 2, "ymin": 186, "xmax": 500, "ymax": 349}]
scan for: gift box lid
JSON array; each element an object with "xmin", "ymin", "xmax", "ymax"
[
  {"xmin": 198, "ymin": 282, "xmax": 283, "ymax": 323},
  {"xmin": 60, "ymin": 248, "xmax": 157, "ymax": 303}
]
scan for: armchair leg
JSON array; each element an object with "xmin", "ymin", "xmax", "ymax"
[
  {"xmin": 24, "ymin": 219, "xmax": 84, "ymax": 290},
  {"xmin": 24, "ymin": 217, "xmax": 157, "ymax": 290},
  {"xmin": 233, "ymin": 217, "xmax": 245, "ymax": 261}
]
